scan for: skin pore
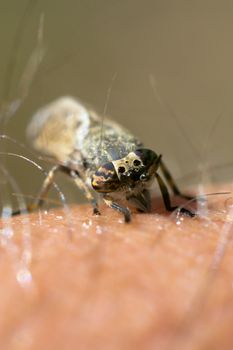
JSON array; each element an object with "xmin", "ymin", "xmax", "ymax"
[{"xmin": 0, "ymin": 186, "xmax": 233, "ymax": 350}]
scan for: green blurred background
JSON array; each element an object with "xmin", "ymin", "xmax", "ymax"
[{"xmin": 1, "ymin": 0, "xmax": 233, "ymax": 207}]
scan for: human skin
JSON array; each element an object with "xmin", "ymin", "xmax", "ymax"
[{"xmin": 0, "ymin": 188, "xmax": 233, "ymax": 350}]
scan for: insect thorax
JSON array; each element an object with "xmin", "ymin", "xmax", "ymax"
[{"xmin": 80, "ymin": 121, "xmax": 143, "ymax": 174}]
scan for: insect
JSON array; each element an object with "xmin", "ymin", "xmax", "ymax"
[{"xmin": 24, "ymin": 96, "xmax": 194, "ymax": 222}]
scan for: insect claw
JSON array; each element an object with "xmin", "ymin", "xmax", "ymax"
[
  {"xmin": 180, "ymin": 194, "xmax": 195, "ymax": 201},
  {"xmin": 124, "ymin": 212, "xmax": 131, "ymax": 223},
  {"xmin": 177, "ymin": 207, "xmax": 195, "ymax": 218},
  {"xmin": 93, "ymin": 208, "xmax": 101, "ymax": 216}
]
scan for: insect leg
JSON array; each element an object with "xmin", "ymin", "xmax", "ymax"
[
  {"xmin": 103, "ymin": 195, "xmax": 131, "ymax": 223},
  {"xmin": 69, "ymin": 170, "xmax": 100, "ymax": 215},
  {"xmin": 30, "ymin": 165, "xmax": 61, "ymax": 211},
  {"xmin": 160, "ymin": 160, "xmax": 193, "ymax": 200},
  {"xmin": 155, "ymin": 173, "xmax": 194, "ymax": 217},
  {"xmin": 12, "ymin": 165, "xmax": 60, "ymax": 215},
  {"xmin": 127, "ymin": 189, "xmax": 151, "ymax": 212}
]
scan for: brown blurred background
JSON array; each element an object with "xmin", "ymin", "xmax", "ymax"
[{"xmin": 0, "ymin": 0, "xmax": 233, "ymax": 207}]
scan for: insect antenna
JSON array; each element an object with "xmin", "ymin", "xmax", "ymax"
[{"xmin": 98, "ymin": 72, "xmax": 118, "ymax": 155}]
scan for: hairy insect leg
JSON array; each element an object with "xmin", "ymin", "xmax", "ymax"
[
  {"xmin": 69, "ymin": 170, "xmax": 100, "ymax": 215},
  {"xmin": 103, "ymin": 195, "xmax": 131, "ymax": 223},
  {"xmin": 155, "ymin": 173, "xmax": 194, "ymax": 217},
  {"xmin": 160, "ymin": 160, "xmax": 193, "ymax": 200}
]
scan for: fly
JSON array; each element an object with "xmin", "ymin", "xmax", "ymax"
[{"xmin": 23, "ymin": 96, "xmax": 194, "ymax": 222}]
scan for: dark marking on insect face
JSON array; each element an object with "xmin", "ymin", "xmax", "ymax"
[{"xmin": 91, "ymin": 162, "xmax": 120, "ymax": 192}]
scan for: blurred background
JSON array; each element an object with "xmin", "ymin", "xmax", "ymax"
[{"xmin": 1, "ymin": 0, "xmax": 233, "ymax": 208}]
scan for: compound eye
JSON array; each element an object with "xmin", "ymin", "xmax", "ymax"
[
  {"xmin": 91, "ymin": 162, "xmax": 120, "ymax": 193},
  {"xmin": 135, "ymin": 149, "xmax": 158, "ymax": 168},
  {"xmin": 118, "ymin": 166, "xmax": 126, "ymax": 174},
  {"xmin": 133, "ymin": 159, "xmax": 141, "ymax": 166}
]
